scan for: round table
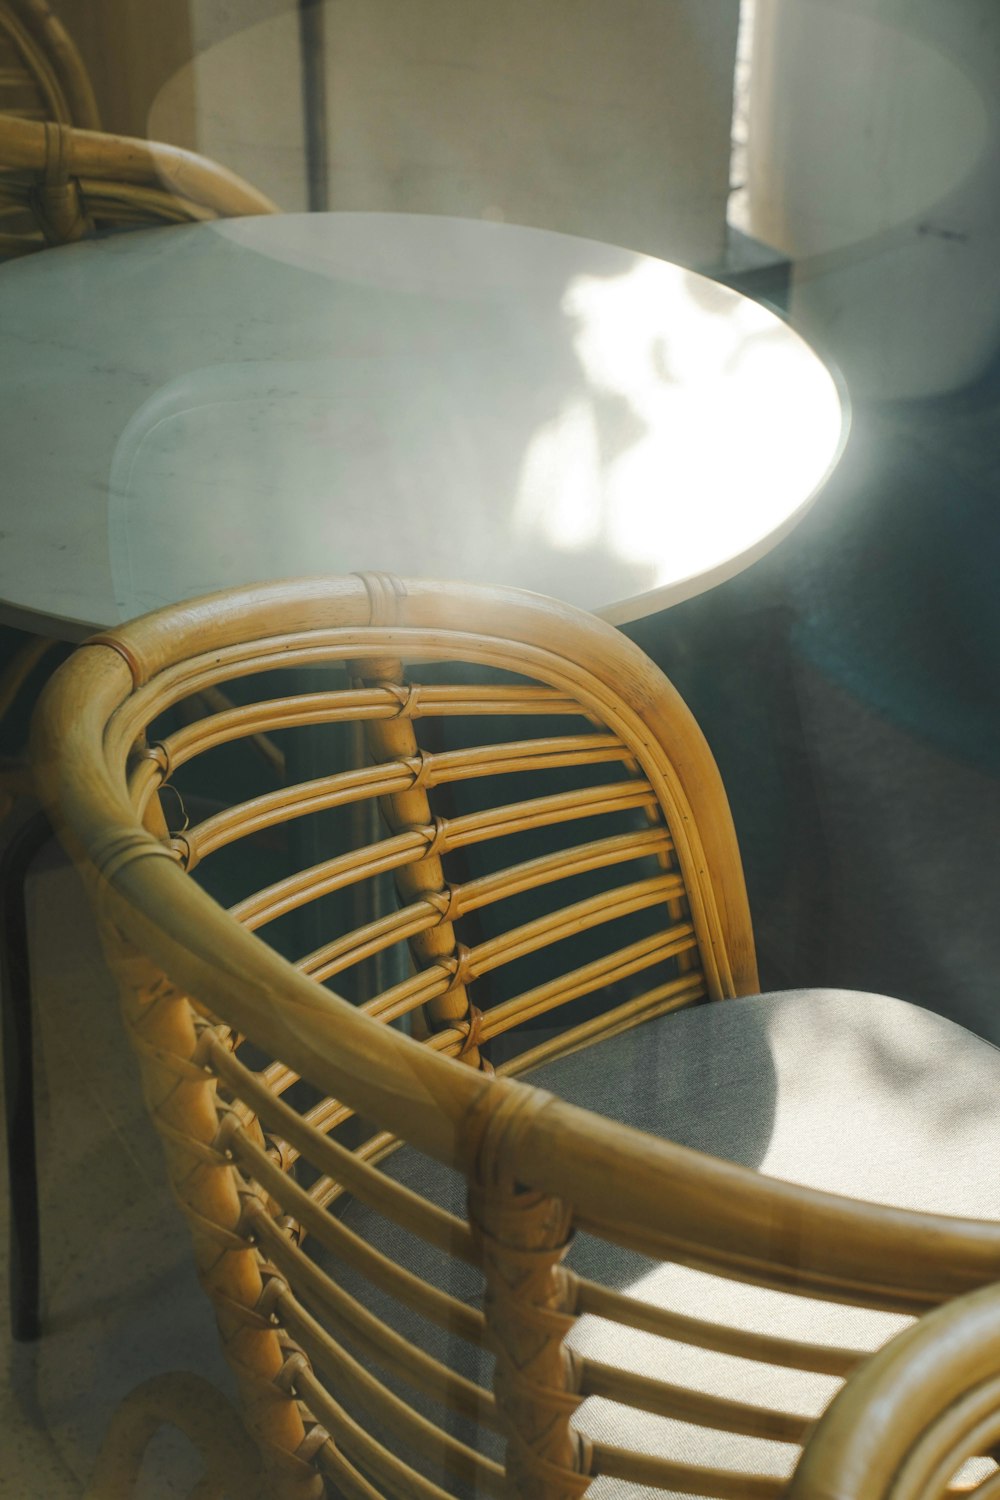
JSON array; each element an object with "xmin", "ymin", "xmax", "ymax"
[{"xmin": 0, "ymin": 212, "xmax": 844, "ymax": 639}]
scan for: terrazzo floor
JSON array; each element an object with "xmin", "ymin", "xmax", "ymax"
[{"xmin": 1, "ymin": 846, "xmax": 233, "ymax": 1498}]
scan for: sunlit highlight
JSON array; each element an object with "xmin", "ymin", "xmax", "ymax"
[{"xmin": 515, "ymin": 261, "xmax": 843, "ymax": 592}]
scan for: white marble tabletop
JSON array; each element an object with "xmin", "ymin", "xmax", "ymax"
[{"xmin": 0, "ymin": 212, "xmax": 845, "ymax": 638}]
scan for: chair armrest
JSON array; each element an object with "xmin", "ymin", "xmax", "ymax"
[{"xmin": 790, "ymin": 1283, "xmax": 1000, "ymax": 1500}]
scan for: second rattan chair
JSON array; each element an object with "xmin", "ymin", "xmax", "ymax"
[
  {"xmin": 0, "ymin": 103, "xmax": 279, "ymax": 1341},
  {"xmin": 31, "ymin": 574, "xmax": 1000, "ymax": 1499},
  {"xmin": 0, "ymin": 110, "xmax": 277, "ymax": 256},
  {"xmin": 0, "ymin": 0, "xmax": 99, "ymax": 128}
]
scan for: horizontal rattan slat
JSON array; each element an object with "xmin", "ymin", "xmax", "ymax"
[
  {"xmin": 307, "ymin": 1129, "xmax": 403, "ymax": 1211},
  {"xmin": 94, "ymin": 615, "xmax": 668, "ymax": 735},
  {"xmin": 361, "ymin": 967, "xmax": 453, "ymax": 1028},
  {"xmin": 133, "ymin": 711, "xmax": 624, "ymax": 812},
  {"xmin": 229, "ymin": 833, "xmax": 427, "ymax": 930},
  {"xmin": 293, "ymin": 1361, "xmax": 463, "ymax": 1500},
  {"xmin": 305, "ymin": 1130, "xmax": 422, "ymax": 1213},
  {"xmin": 105, "ymin": 637, "xmax": 451, "ymax": 754},
  {"xmin": 409, "ymin": 732, "xmax": 632, "ymax": 786},
  {"xmin": 233, "ymin": 1138, "xmax": 484, "ymax": 1345},
  {"xmin": 135, "ymin": 762, "xmax": 416, "ymax": 849},
  {"xmin": 499, "ymin": 972, "xmax": 708, "ymax": 1074},
  {"xmin": 253, "ymin": 1215, "xmax": 499, "ymax": 1431},
  {"xmin": 209, "ymin": 1037, "xmax": 476, "ymax": 1261},
  {"xmin": 159, "ymin": 681, "xmax": 587, "ymax": 763},
  {"xmin": 365, "ymin": 922, "xmax": 700, "ymax": 1045},
  {"xmin": 453, "ymin": 827, "xmax": 674, "ymax": 918},
  {"xmin": 181, "ymin": 772, "xmax": 660, "ymax": 875},
  {"xmin": 228, "ymin": 826, "xmax": 674, "ymax": 946},
  {"xmin": 427, "ymin": 926, "xmax": 699, "ymax": 1050},
  {"xmin": 579, "ymin": 1357, "xmax": 814, "ymax": 1443},
  {"xmin": 442, "ymin": 781, "xmax": 661, "ymax": 849},
  {"xmin": 468, "ymin": 874, "xmax": 684, "ymax": 977},
  {"xmin": 571, "ymin": 1277, "xmax": 866, "ymax": 1379},
  {"xmin": 278, "ymin": 1293, "xmax": 505, "ymax": 1496}
]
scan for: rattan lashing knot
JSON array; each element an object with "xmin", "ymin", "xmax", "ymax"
[
  {"xmin": 211, "ymin": 1102, "xmax": 246, "ymax": 1162},
  {"xmin": 254, "ymin": 1270, "xmax": 290, "ymax": 1325},
  {"xmin": 134, "ymin": 739, "xmax": 170, "ymax": 778},
  {"xmin": 412, "ymin": 814, "xmax": 449, "ymax": 862},
  {"xmin": 190, "ymin": 1022, "xmax": 220, "ymax": 1070},
  {"xmin": 423, "ymin": 883, "xmax": 459, "ymax": 925},
  {"xmin": 382, "ymin": 678, "xmax": 420, "ymax": 719},
  {"xmin": 469, "ymin": 1080, "xmax": 563, "ymax": 1194},
  {"xmin": 440, "ymin": 942, "xmax": 473, "ymax": 997},
  {"xmin": 274, "ymin": 1349, "xmax": 311, "ymax": 1397},
  {"xmin": 356, "ymin": 569, "xmax": 406, "ymax": 627},
  {"xmin": 491, "ymin": 1340, "xmax": 584, "ymax": 1409},
  {"xmin": 80, "ymin": 630, "xmax": 145, "ymax": 686},
  {"xmin": 41, "ymin": 120, "xmax": 70, "ymax": 185},
  {"xmin": 237, "ymin": 1190, "xmax": 267, "ymax": 1245},
  {"xmin": 503, "ymin": 1425, "xmax": 594, "ymax": 1498},
  {"xmin": 209, "ymin": 1274, "xmax": 283, "ymax": 1332},
  {"xmin": 169, "ymin": 831, "xmax": 193, "ymax": 868},
  {"xmin": 293, "ymin": 1422, "xmax": 331, "ymax": 1465},
  {"xmin": 158, "ymin": 781, "xmax": 190, "ymax": 837},
  {"xmin": 402, "ymin": 747, "xmax": 433, "ymax": 791},
  {"xmin": 458, "ymin": 1001, "xmax": 485, "ymax": 1059},
  {"xmin": 91, "ymin": 826, "xmax": 178, "ymax": 883},
  {"xmin": 30, "ymin": 122, "xmax": 87, "ymax": 244},
  {"xmin": 264, "ymin": 1132, "xmax": 296, "ymax": 1175}
]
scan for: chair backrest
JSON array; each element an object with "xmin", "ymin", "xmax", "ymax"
[
  {"xmin": 0, "ymin": 111, "xmax": 277, "ymax": 256},
  {"xmin": 32, "ymin": 575, "xmax": 1000, "ymax": 1500},
  {"xmin": 0, "ymin": 0, "xmax": 99, "ymax": 128}
]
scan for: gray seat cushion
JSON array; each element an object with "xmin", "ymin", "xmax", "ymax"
[{"xmin": 322, "ymin": 989, "xmax": 1000, "ymax": 1496}]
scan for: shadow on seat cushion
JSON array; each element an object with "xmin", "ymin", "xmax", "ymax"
[{"xmin": 320, "ymin": 989, "xmax": 1000, "ymax": 1496}]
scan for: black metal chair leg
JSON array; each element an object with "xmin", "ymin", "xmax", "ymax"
[{"xmin": 1, "ymin": 807, "xmax": 52, "ymax": 1341}]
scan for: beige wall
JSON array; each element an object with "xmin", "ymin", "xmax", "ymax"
[
  {"xmin": 323, "ymin": 0, "xmax": 740, "ymax": 263},
  {"xmin": 58, "ymin": 0, "xmax": 740, "ymax": 265}
]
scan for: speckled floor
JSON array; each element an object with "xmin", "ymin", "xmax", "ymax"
[{"xmin": 1, "ymin": 846, "xmax": 233, "ymax": 1498}]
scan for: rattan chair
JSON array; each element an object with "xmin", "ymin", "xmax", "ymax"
[
  {"xmin": 31, "ymin": 574, "xmax": 1000, "ymax": 1499},
  {"xmin": 0, "ymin": 111, "xmax": 277, "ymax": 256},
  {"xmin": 0, "ymin": 0, "xmax": 97, "ymax": 256}
]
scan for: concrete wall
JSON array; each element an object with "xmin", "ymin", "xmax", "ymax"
[
  {"xmin": 131, "ymin": 0, "xmax": 738, "ymax": 265},
  {"xmin": 320, "ymin": 0, "xmax": 740, "ymax": 264}
]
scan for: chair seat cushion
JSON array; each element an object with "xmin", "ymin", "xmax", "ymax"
[{"xmin": 329, "ymin": 989, "xmax": 1000, "ymax": 1495}]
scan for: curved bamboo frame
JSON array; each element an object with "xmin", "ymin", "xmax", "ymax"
[
  {"xmin": 83, "ymin": 1372, "xmax": 264, "ymax": 1500},
  {"xmin": 0, "ymin": 0, "xmax": 99, "ymax": 129},
  {"xmin": 790, "ymin": 1284, "xmax": 1000, "ymax": 1500},
  {"xmin": 31, "ymin": 574, "xmax": 1000, "ymax": 1499},
  {"xmin": 0, "ymin": 111, "xmax": 277, "ymax": 255}
]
